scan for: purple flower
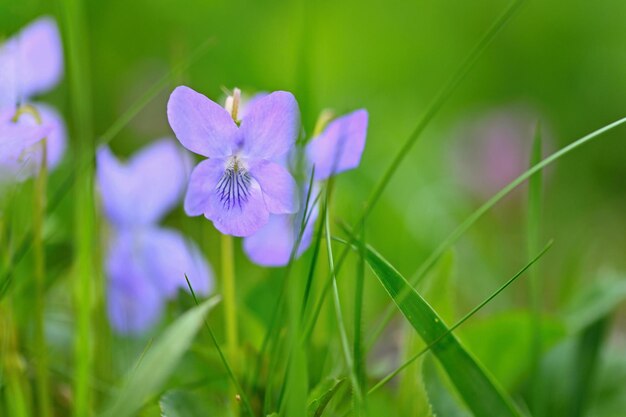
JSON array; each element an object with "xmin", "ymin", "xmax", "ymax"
[
  {"xmin": 244, "ymin": 109, "xmax": 368, "ymax": 266},
  {"xmin": 0, "ymin": 17, "xmax": 66, "ymax": 182},
  {"xmin": 449, "ymin": 106, "xmax": 552, "ymax": 200},
  {"xmin": 167, "ymin": 86, "xmax": 300, "ymax": 237},
  {"xmin": 97, "ymin": 140, "xmax": 214, "ymax": 334},
  {"xmin": 0, "ymin": 108, "xmax": 50, "ymax": 183}
]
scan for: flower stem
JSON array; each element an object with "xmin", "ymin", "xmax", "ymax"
[
  {"xmin": 221, "ymin": 234, "xmax": 238, "ymax": 369},
  {"xmin": 33, "ymin": 136, "xmax": 52, "ymax": 417}
]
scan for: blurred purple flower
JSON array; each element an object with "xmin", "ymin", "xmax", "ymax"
[
  {"xmin": 450, "ymin": 106, "xmax": 551, "ymax": 199},
  {"xmin": 97, "ymin": 140, "xmax": 214, "ymax": 335},
  {"xmin": 167, "ymin": 86, "xmax": 300, "ymax": 237},
  {"xmin": 0, "ymin": 17, "xmax": 66, "ymax": 182},
  {"xmin": 244, "ymin": 109, "xmax": 368, "ymax": 267}
]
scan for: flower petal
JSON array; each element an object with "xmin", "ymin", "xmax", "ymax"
[
  {"xmin": 249, "ymin": 160, "xmax": 299, "ymax": 214},
  {"xmin": 306, "ymin": 109, "xmax": 368, "ymax": 180},
  {"xmin": 243, "ymin": 184, "xmax": 320, "ymax": 267},
  {"xmin": 239, "ymin": 91, "xmax": 300, "ymax": 160},
  {"xmin": 105, "ymin": 231, "xmax": 164, "ymax": 335},
  {"xmin": 0, "ymin": 109, "xmax": 50, "ymax": 183},
  {"xmin": 33, "ymin": 103, "xmax": 66, "ymax": 170},
  {"xmin": 96, "ymin": 139, "xmax": 189, "ymax": 226},
  {"xmin": 206, "ymin": 178, "xmax": 269, "ymax": 237},
  {"xmin": 0, "ymin": 17, "xmax": 63, "ymax": 106},
  {"xmin": 139, "ymin": 227, "xmax": 214, "ymax": 298},
  {"xmin": 184, "ymin": 158, "xmax": 225, "ymax": 216},
  {"xmin": 243, "ymin": 214, "xmax": 294, "ymax": 266},
  {"xmin": 167, "ymin": 86, "xmax": 238, "ymax": 158}
]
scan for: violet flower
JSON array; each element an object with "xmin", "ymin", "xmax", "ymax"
[
  {"xmin": 167, "ymin": 86, "xmax": 300, "ymax": 237},
  {"xmin": 0, "ymin": 17, "xmax": 66, "ymax": 182},
  {"xmin": 449, "ymin": 106, "xmax": 551, "ymax": 200},
  {"xmin": 97, "ymin": 140, "xmax": 214, "ymax": 334},
  {"xmin": 244, "ymin": 109, "xmax": 368, "ymax": 266}
]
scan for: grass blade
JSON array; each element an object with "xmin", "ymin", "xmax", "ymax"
[
  {"xmin": 99, "ymin": 297, "xmax": 219, "ymax": 417},
  {"xmin": 527, "ymin": 122, "xmax": 543, "ymax": 409},
  {"xmin": 362, "ymin": 244, "xmax": 554, "ymax": 416}
]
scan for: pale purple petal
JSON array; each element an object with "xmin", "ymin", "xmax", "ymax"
[
  {"xmin": 306, "ymin": 109, "xmax": 368, "ymax": 181},
  {"xmin": 167, "ymin": 86, "xmax": 239, "ymax": 158},
  {"xmin": 249, "ymin": 160, "xmax": 299, "ymax": 214},
  {"xmin": 243, "ymin": 185, "xmax": 320, "ymax": 267},
  {"xmin": 238, "ymin": 92, "xmax": 268, "ymax": 120},
  {"xmin": 206, "ymin": 178, "xmax": 269, "ymax": 237},
  {"xmin": 106, "ymin": 231, "xmax": 164, "ymax": 334},
  {"xmin": 239, "ymin": 91, "xmax": 300, "ymax": 160},
  {"xmin": 243, "ymin": 214, "xmax": 294, "ymax": 266},
  {"xmin": 96, "ymin": 139, "xmax": 189, "ymax": 226},
  {"xmin": 33, "ymin": 103, "xmax": 66, "ymax": 170},
  {"xmin": 0, "ymin": 108, "xmax": 51, "ymax": 182},
  {"xmin": 139, "ymin": 227, "xmax": 214, "ymax": 298},
  {"xmin": 0, "ymin": 17, "xmax": 63, "ymax": 106},
  {"xmin": 184, "ymin": 158, "xmax": 225, "ymax": 216},
  {"xmin": 0, "ymin": 42, "xmax": 19, "ymax": 107}
]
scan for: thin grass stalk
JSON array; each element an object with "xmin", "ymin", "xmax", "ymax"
[
  {"xmin": 352, "ymin": 218, "xmax": 366, "ymax": 415},
  {"xmin": 324, "ymin": 191, "xmax": 364, "ymax": 409},
  {"xmin": 60, "ymin": 0, "xmax": 97, "ymax": 413},
  {"xmin": 527, "ymin": 123, "xmax": 543, "ymax": 409},
  {"xmin": 33, "ymin": 134, "xmax": 52, "ymax": 417}
]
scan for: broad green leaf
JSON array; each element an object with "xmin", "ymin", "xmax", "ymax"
[
  {"xmin": 364, "ymin": 246, "xmax": 523, "ymax": 417},
  {"xmin": 100, "ymin": 297, "xmax": 219, "ymax": 417},
  {"xmin": 307, "ymin": 378, "xmax": 346, "ymax": 417}
]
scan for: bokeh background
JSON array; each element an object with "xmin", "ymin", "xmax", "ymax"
[{"xmin": 2, "ymin": 0, "xmax": 626, "ymax": 415}]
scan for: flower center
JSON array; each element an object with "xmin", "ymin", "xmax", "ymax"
[{"xmin": 216, "ymin": 155, "xmax": 251, "ymax": 211}]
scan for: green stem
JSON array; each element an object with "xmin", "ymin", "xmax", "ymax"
[
  {"xmin": 527, "ymin": 124, "xmax": 543, "ymax": 410},
  {"xmin": 33, "ymin": 136, "xmax": 52, "ymax": 417},
  {"xmin": 221, "ymin": 234, "xmax": 238, "ymax": 371},
  {"xmin": 61, "ymin": 0, "xmax": 96, "ymax": 414}
]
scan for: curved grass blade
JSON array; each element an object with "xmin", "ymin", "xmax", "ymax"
[
  {"xmin": 366, "ymin": 241, "xmax": 553, "ymax": 395},
  {"xmin": 366, "ymin": 115, "xmax": 626, "ymax": 351},
  {"xmin": 323, "ymin": 200, "xmax": 364, "ymax": 410},
  {"xmin": 99, "ymin": 297, "xmax": 219, "ymax": 417},
  {"xmin": 308, "ymin": 378, "xmax": 346, "ymax": 417},
  {"xmin": 362, "ymin": 244, "xmax": 554, "ymax": 417}
]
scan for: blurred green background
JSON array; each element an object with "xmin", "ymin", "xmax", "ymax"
[{"xmin": 2, "ymin": 0, "xmax": 626, "ymax": 415}]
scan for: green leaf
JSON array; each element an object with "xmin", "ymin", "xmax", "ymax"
[
  {"xmin": 99, "ymin": 297, "xmax": 219, "ymax": 417},
  {"xmin": 159, "ymin": 390, "xmax": 212, "ymax": 417},
  {"xmin": 364, "ymin": 246, "xmax": 523, "ymax": 417},
  {"xmin": 307, "ymin": 378, "xmax": 346, "ymax": 417}
]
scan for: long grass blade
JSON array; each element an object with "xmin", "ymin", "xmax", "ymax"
[
  {"xmin": 366, "ymin": 240, "xmax": 553, "ymax": 394},
  {"xmin": 362, "ymin": 241, "xmax": 553, "ymax": 416},
  {"xmin": 527, "ymin": 122, "xmax": 543, "ymax": 409}
]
